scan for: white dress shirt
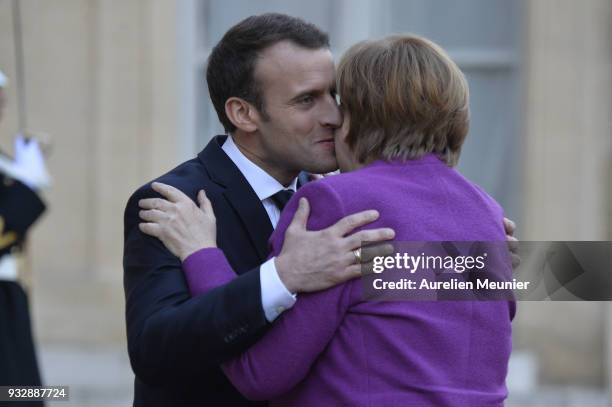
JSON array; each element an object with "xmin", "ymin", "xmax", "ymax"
[{"xmin": 222, "ymin": 136, "xmax": 297, "ymax": 322}]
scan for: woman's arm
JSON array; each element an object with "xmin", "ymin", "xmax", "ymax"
[
  {"xmin": 223, "ymin": 279, "xmax": 353, "ymax": 400},
  {"xmin": 180, "ymin": 181, "xmax": 358, "ymax": 399},
  {"xmin": 183, "ymin": 240, "xmax": 354, "ymax": 400},
  {"xmin": 219, "ymin": 181, "xmax": 355, "ymax": 400}
]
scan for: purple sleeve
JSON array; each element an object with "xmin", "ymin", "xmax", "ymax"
[
  {"xmin": 221, "ymin": 181, "xmax": 355, "ymax": 400},
  {"xmin": 183, "ymin": 247, "xmax": 237, "ymax": 295}
]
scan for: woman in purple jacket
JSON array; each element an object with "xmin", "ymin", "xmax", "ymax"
[{"xmin": 146, "ymin": 34, "xmax": 514, "ymax": 406}]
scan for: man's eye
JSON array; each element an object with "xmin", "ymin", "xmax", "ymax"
[{"xmin": 299, "ymin": 95, "xmax": 314, "ymax": 104}]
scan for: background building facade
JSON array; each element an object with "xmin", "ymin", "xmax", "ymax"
[{"xmin": 0, "ymin": 0, "xmax": 610, "ymax": 405}]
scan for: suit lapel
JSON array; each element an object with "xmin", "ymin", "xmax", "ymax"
[{"xmin": 198, "ymin": 136, "xmax": 273, "ymax": 261}]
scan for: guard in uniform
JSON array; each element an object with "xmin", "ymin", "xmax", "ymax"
[
  {"xmin": 0, "ymin": 171, "xmax": 45, "ymax": 388},
  {"xmin": 0, "ymin": 69, "xmax": 49, "ymax": 406}
]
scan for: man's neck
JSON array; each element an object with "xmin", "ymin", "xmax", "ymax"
[{"xmin": 231, "ymin": 135, "xmax": 298, "ymax": 187}]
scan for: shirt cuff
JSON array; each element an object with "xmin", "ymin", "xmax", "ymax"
[{"xmin": 260, "ymin": 257, "xmax": 297, "ymax": 322}]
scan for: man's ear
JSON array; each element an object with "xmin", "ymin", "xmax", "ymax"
[{"xmin": 225, "ymin": 97, "xmax": 260, "ymax": 133}]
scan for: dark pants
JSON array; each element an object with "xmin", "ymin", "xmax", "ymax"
[{"xmin": 0, "ymin": 281, "xmax": 43, "ymax": 407}]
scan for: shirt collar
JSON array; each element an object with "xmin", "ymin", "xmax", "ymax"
[{"xmin": 222, "ymin": 135, "xmax": 297, "ymax": 201}]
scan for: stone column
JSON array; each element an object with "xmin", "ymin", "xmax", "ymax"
[
  {"xmin": 0, "ymin": 0, "xmax": 185, "ymax": 345},
  {"xmin": 520, "ymin": 0, "xmax": 612, "ymax": 388},
  {"xmin": 523, "ymin": 0, "xmax": 612, "ymax": 241}
]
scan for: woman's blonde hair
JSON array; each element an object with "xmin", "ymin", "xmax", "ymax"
[{"xmin": 337, "ymin": 34, "xmax": 470, "ymax": 166}]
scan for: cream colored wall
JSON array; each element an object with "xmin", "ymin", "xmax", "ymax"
[
  {"xmin": 0, "ymin": 0, "xmax": 183, "ymax": 345},
  {"xmin": 0, "ymin": 0, "xmax": 611, "ymax": 390},
  {"xmin": 517, "ymin": 0, "xmax": 612, "ymax": 387},
  {"xmin": 523, "ymin": 0, "xmax": 612, "ymax": 242}
]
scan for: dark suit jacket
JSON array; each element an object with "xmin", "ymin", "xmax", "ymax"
[
  {"xmin": 0, "ymin": 173, "xmax": 45, "ymax": 257},
  {"xmin": 0, "ymin": 173, "xmax": 45, "ymax": 401},
  {"xmin": 124, "ymin": 135, "xmax": 280, "ymax": 406}
]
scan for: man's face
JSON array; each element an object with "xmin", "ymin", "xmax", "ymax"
[{"xmin": 252, "ymin": 41, "xmax": 342, "ymax": 176}]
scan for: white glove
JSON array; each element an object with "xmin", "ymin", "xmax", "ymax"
[{"xmin": 11, "ymin": 135, "xmax": 51, "ymax": 190}]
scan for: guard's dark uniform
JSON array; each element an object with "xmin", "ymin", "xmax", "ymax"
[{"xmin": 0, "ymin": 172, "xmax": 45, "ymax": 406}]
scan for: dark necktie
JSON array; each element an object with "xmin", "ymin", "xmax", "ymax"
[{"xmin": 270, "ymin": 189, "xmax": 294, "ymax": 211}]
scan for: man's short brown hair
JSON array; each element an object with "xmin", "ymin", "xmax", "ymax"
[
  {"xmin": 207, "ymin": 13, "xmax": 329, "ymax": 133},
  {"xmin": 337, "ymin": 34, "xmax": 470, "ymax": 166}
]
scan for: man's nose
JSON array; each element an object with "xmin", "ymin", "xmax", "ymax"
[{"xmin": 321, "ymin": 94, "xmax": 342, "ymax": 129}]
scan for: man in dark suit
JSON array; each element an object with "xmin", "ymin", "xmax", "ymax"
[{"xmin": 123, "ymin": 14, "xmax": 393, "ymax": 406}]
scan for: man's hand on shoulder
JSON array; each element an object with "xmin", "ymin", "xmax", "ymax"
[{"xmin": 275, "ymin": 197, "xmax": 395, "ymax": 293}]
